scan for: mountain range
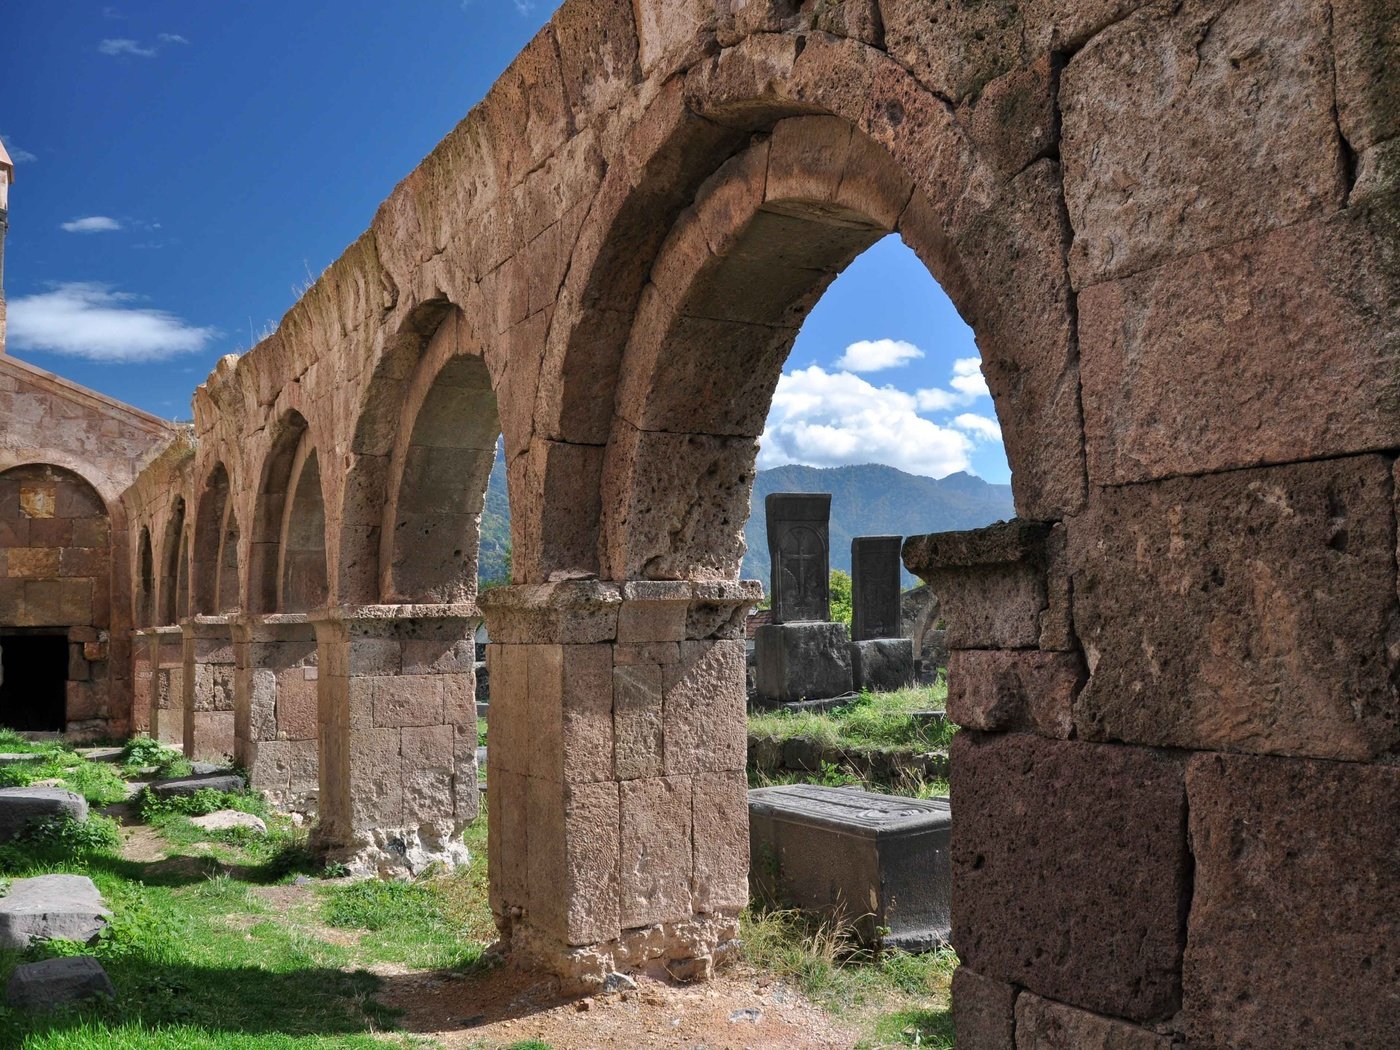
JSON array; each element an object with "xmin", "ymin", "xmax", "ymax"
[{"xmin": 476, "ymin": 457, "xmax": 1015, "ymax": 586}]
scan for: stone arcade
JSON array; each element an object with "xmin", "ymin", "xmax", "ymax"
[{"xmin": 0, "ymin": 2, "xmax": 1396, "ymax": 1045}]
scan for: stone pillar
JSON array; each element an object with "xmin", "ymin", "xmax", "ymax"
[
  {"xmin": 129, "ymin": 628, "xmax": 154, "ymax": 735},
  {"xmin": 148, "ymin": 625, "xmax": 185, "ymax": 747},
  {"xmin": 310, "ymin": 605, "xmax": 480, "ymax": 876},
  {"xmin": 181, "ymin": 616, "xmax": 236, "ymax": 761},
  {"xmin": 232, "ymin": 614, "xmax": 319, "ymax": 813},
  {"xmin": 480, "ymin": 579, "xmax": 760, "ymax": 988}
]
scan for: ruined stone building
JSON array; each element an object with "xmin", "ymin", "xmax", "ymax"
[{"xmin": 0, "ymin": 2, "xmax": 1395, "ymax": 1046}]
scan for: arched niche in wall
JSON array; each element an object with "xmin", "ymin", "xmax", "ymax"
[
  {"xmin": 380, "ymin": 309, "xmax": 501, "ymax": 605},
  {"xmin": 193, "ymin": 462, "xmax": 241, "ymax": 615},
  {"xmin": 136, "ymin": 526, "xmax": 155, "ymax": 628},
  {"xmin": 158, "ymin": 497, "xmax": 187, "ymax": 625},
  {"xmin": 251, "ymin": 412, "xmax": 329, "ymax": 614}
]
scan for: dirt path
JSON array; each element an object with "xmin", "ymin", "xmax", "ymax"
[{"xmin": 379, "ymin": 964, "xmax": 860, "ymax": 1049}]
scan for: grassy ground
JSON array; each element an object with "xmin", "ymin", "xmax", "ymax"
[
  {"xmin": 0, "ymin": 734, "xmax": 954, "ymax": 1049},
  {"xmin": 747, "ymin": 684, "xmax": 956, "ymax": 799}
]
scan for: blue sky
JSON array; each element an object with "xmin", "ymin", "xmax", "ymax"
[{"xmin": 0, "ymin": 0, "xmax": 1009, "ymax": 485}]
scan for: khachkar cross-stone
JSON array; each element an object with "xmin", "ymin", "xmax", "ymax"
[
  {"xmin": 766, "ymin": 492, "xmax": 831, "ymax": 623},
  {"xmin": 851, "ymin": 535, "xmax": 903, "ymax": 641}
]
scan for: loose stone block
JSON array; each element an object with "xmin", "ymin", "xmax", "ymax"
[
  {"xmin": 952, "ymin": 967, "xmax": 1016, "ymax": 1050},
  {"xmin": 951, "ymin": 733, "xmax": 1188, "ymax": 1021},
  {"xmin": 753, "ymin": 621, "xmax": 853, "ymax": 703},
  {"xmin": 6, "ymin": 957, "xmax": 115, "ymax": 1011},
  {"xmin": 1061, "ymin": 0, "xmax": 1345, "ymax": 286},
  {"xmin": 1184, "ymin": 752, "xmax": 1400, "ymax": 1049},
  {"xmin": 0, "ymin": 874, "xmax": 110, "ymax": 950},
  {"xmin": 1071, "ymin": 456, "xmax": 1400, "ymax": 760},
  {"xmin": 947, "ymin": 649, "xmax": 1084, "ymax": 739},
  {"xmin": 850, "ymin": 535, "xmax": 902, "ymax": 641},
  {"xmin": 766, "ymin": 492, "xmax": 832, "ymax": 624},
  {"xmin": 148, "ymin": 772, "xmax": 246, "ymax": 799},
  {"xmin": 0, "ymin": 787, "xmax": 88, "ymax": 843},
  {"xmin": 749, "ymin": 784, "xmax": 951, "ymax": 950},
  {"xmin": 1015, "ymin": 994, "xmax": 1173, "ymax": 1050},
  {"xmin": 849, "ymin": 638, "xmax": 915, "ymax": 693}
]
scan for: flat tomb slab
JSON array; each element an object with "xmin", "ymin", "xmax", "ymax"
[
  {"xmin": 0, "ymin": 874, "xmax": 110, "ymax": 950},
  {"xmin": 749, "ymin": 784, "xmax": 951, "ymax": 950}
]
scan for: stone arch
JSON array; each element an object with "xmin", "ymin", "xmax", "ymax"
[
  {"xmin": 380, "ymin": 309, "xmax": 500, "ymax": 604},
  {"xmin": 250, "ymin": 411, "xmax": 329, "ymax": 614},
  {"xmin": 158, "ymin": 497, "xmax": 188, "ymax": 625},
  {"xmin": 193, "ymin": 462, "xmax": 241, "ymax": 614},
  {"xmin": 136, "ymin": 526, "xmax": 155, "ymax": 628},
  {"xmin": 0, "ymin": 463, "xmax": 114, "ymax": 733}
]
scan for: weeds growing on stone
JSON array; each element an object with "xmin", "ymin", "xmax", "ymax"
[{"xmin": 748, "ymin": 684, "xmax": 955, "ymax": 753}]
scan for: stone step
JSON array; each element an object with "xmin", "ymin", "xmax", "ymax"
[
  {"xmin": 0, "ymin": 874, "xmax": 111, "ymax": 950},
  {"xmin": 75, "ymin": 746, "xmax": 125, "ymax": 763},
  {"xmin": 0, "ymin": 787, "xmax": 88, "ymax": 843},
  {"xmin": 6, "ymin": 956, "xmax": 115, "ymax": 1010},
  {"xmin": 0, "ymin": 753, "xmax": 44, "ymax": 766},
  {"xmin": 749, "ymin": 784, "xmax": 952, "ymax": 951}
]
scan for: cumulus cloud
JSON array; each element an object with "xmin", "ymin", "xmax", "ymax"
[
  {"xmin": 916, "ymin": 356, "xmax": 990, "ymax": 411},
  {"xmin": 7, "ymin": 283, "xmax": 217, "ymax": 363},
  {"xmin": 953, "ymin": 413, "xmax": 1002, "ymax": 442},
  {"xmin": 99, "ymin": 38, "xmax": 156, "ymax": 56},
  {"xmin": 833, "ymin": 338, "xmax": 924, "ymax": 373},
  {"xmin": 60, "ymin": 216, "xmax": 123, "ymax": 234},
  {"xmin": 758, "ymin": 365, "xmax": 974, "ymax": 477}
]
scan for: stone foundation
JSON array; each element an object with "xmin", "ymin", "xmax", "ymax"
[
  {"xmin": 482, "ymin": 580, "xmax": 757, "ymax": 988},
  {"xmin": 181, "ymin": 616, "xmax": 235, "ymax": 761},
  {"xmin": 311, "ymin": 605, "xmax": 479, "ymax": 877},
  {"xmin": 232, "ymin": 614, "xmax": 319, "ymax": 813}
]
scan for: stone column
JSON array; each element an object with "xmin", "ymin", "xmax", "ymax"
[
  {"xmin": 310, "ymin": 604, "xmax": 480, "ymax": 876},
  {"xmin": 148, "ymin": 625, "xmax": 185, "ymax": 747},
  {"xmin": 129, "ymin": 628, "xmax": 155, "ymax": 736},
  {"xmin": 181, "ymin": 615, "xmax": 236, "ymax": 761},
  {"xmin": 232, "ymin": 613, "xmax": 319, "ymax": 813},
  {"xmin": 480, "ymin": 579, "xmax": 760, "ymax": 988}
]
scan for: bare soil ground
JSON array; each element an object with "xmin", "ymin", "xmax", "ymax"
[{"xmin": 380, "ymin": 964, "xmax": 861, "ymax": 1050}]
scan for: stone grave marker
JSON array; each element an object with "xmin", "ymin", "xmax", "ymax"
[
  {"xmin": 766, "ymin": 493, "xmax": 831, "ymax": 624},
  {"xmin": 749, "ymin": 783, "xmax": 952, "ymax": 950},
  {"xmin": 851, "ymin": 536, "xmax": 903, "ymax": 641}
]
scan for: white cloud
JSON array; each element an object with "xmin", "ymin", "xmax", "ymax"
[
  {"xmin": 157, "ymin": 33, "xmax": 189, "ymax": 44},
  {"xmin": 915, "ymin": 356, "xmax": 991, "ymax": 411},
  {"xmin": 7, "ymin": 283, "xmax": 217, "ymax": 363},
  {"xmin": 0, "ymin": 135, "xmax": 36, "ymax": 163},
  {"xmin": 758, "ymin": 365, "xmax": 974, "ymax": 478},
  {"xmin": 60, "ymin": 216, "xmax": 122, "ymax": 234},
  {"xmin": 953, "ymin": 413, "xmax": 1002, "ymax": 442},
  {"xmin": 99, "ymin": 38, "xmax": 157, "ymax": 57},
  {"xmin": 833, "ymin": 338, "xmax": 924, "ymax": 373}
]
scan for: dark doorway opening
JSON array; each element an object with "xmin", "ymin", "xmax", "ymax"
[{"xmin": 0, "ymin": 632, "xmax": 68, "ymax": 732}]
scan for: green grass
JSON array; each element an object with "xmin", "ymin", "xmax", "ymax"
[
  {"xmin": 748, "ymin": 684, "xmax": 955, "ymax": 753},
  {"xmin": 0, "ymin": 748, "xmax": 129, "ymax": 807},
  {"xmin": 0, "ymin": 795, "xmax": 491, "ymax": 1049},
  {"xmin": 740, "ymin": 907, "xmax": 956, "ymax": 1049}
]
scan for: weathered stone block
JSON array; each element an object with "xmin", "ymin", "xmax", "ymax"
[
  {"xmin": 1079, "ymin": 195, "xmax": 1400, "ymax": 484},
  {"xmin": 1184, "ymin": 752, "xmax": 1400, "ymax": 1049},
  {"xmin": 0, "ymin": 788, "xmax": 88, "ymax": 842},
  {"xmin": 0, "ymin": 874, "xmax": 109, "ymax": 950},
  {"xmin": 663, "ymin": 639, "xmax": 745, "ymax": 776},
  {"xmin": 6, "ymin": 956, "xmax": 115, "ymax": 1011},
  {"xmin": 753, "ymin": 621, "xmax": 853, "ymax": 703},
  {"xmin": 619, "ymin": 775, "xmax": 693, "ymax": 929},
  {"xmin": 1061, "ymin": 0, "xmax": 1345, "ymax": 286},
  {"xmin": 903, "ymin": 521, "xmax": 1052, "ymax": 650},
  {"xmin": 749, "ymin": 784, "xmax": 951, "ymax": 950},
  {"xmin": 952, "ymin": 967, "xmax": 1016, "ymax": 1050},
  {"xmin": 1015, "ymin": 994, "xmax": 1173, "ymax": 1049},
  {"xmin": 947, "ymin": 649, "xmax": 1084, "ymax": 738},
  {"xmin": 613, "ymin": 660, "xmax": 664, "ymax": 780},
  {"xmin": 849, "ymin": 638, "xmax": 915, "ymax": 693},
  {"xmin": 1071, "ymin": 456, "xmax": 1400, "ymax": 760},
  {"xmin": 691, "ymin": 769, "xmax": 748, "ymax": 915},
  {"xmin": 951, "ymin": 733, "xmax": 1187, "ymax": 1021},
  {"xmin": 372, "ymin": 675, "xmax": 443, "ymax": 728},
  {"xmin": 149, "ymin": 773, "xmax": 245, "ymax": 799},
  {"xmin": 1332, "ymin": 0, "xmax": 1400, "ymax": 152}
]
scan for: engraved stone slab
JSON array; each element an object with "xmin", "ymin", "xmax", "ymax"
[
  {"xmin": 851, "ymin": 535, "xmax": 903, "ymax": 641},
  {"xmin": 753, "ymin": 622, "xmax": 853, "ymax": 704},
  {"xmin": 749, "ymin": 784, "xmax": 951, "ymax": 949},
  {"xmin": 766, "ymin": 493, "xmax": 831, "ymax": 624}
]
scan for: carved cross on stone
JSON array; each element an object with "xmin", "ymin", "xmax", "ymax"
[
  {"xmin": 766, "ymin": 493, "xmax": 831, "ymax": 624},
  {"xmin": 852, "ymin": 535, "xmax": 903, "ymax": 641}
]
